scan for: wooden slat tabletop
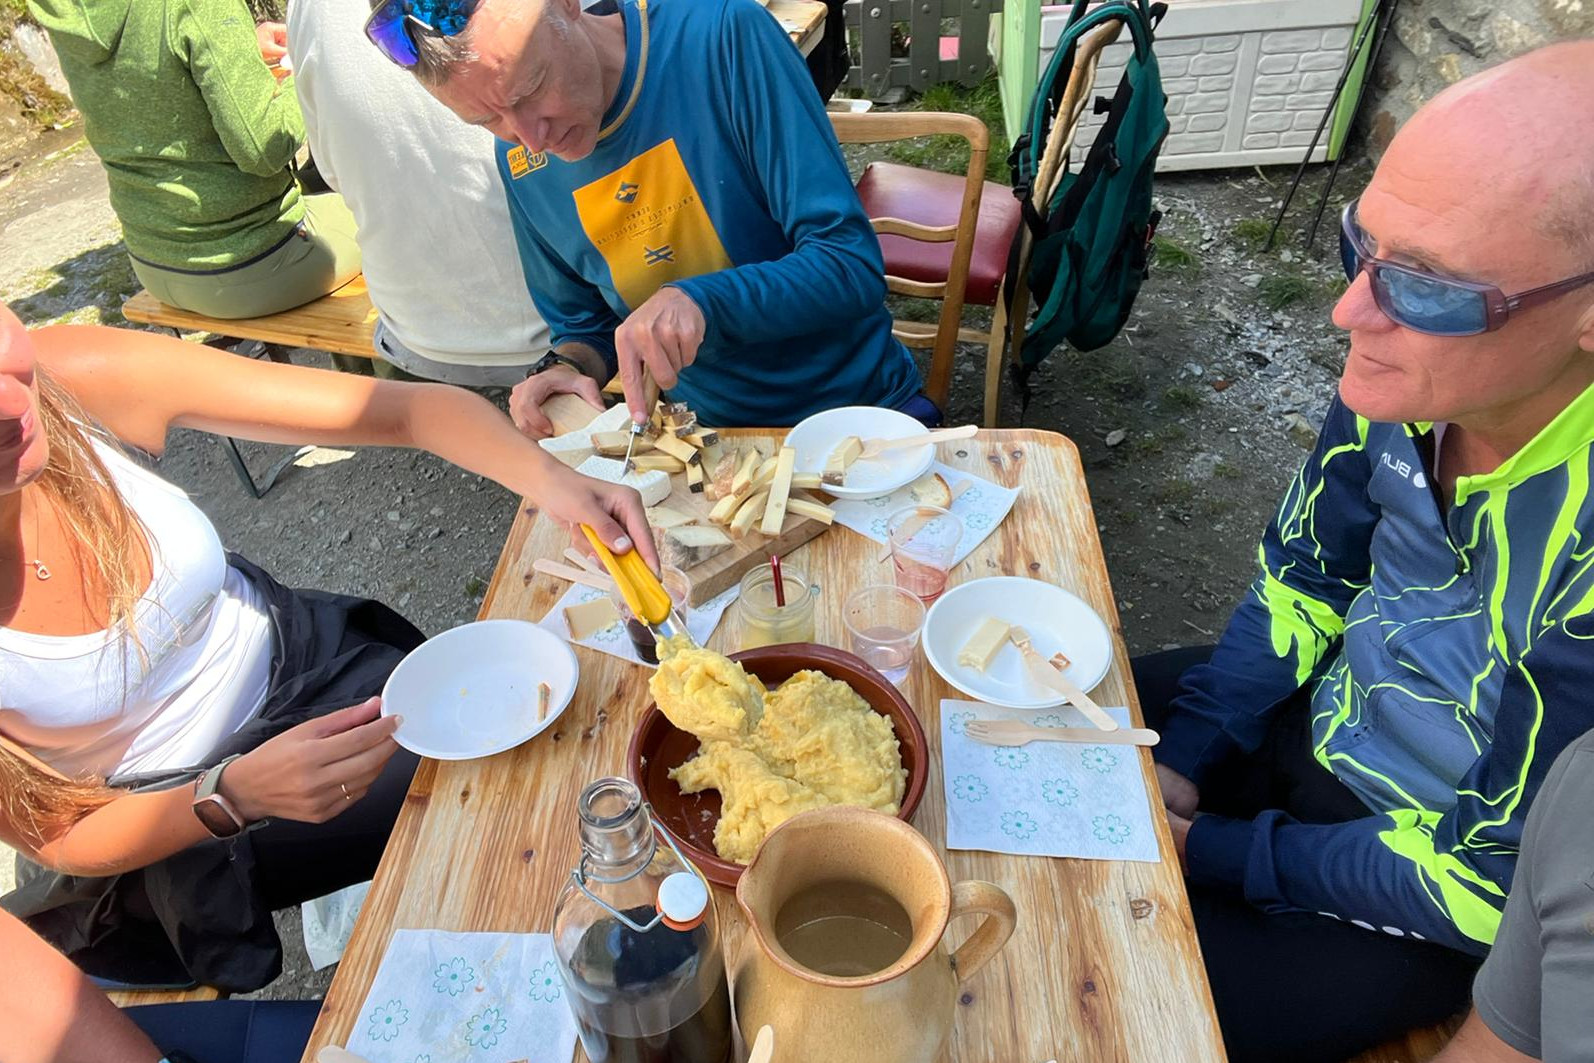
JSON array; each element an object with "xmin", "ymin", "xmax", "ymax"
[{"xmin": 299, "ymin": 429, "xmax": 1225, "ymax": 1062}]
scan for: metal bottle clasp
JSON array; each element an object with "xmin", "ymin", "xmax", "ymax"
[{"xmin": 569, "ymin": 803, "xmax": 706, "ymax": 934}]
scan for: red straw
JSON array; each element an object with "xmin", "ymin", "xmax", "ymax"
[{"xmin": 770, "ymin": 554, "xmax": 786, "ymax": 607}]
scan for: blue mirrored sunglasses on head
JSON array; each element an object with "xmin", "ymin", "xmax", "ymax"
[
  {"xmin": 1339, "ymin": 199, "xmax": 1594, "ymax": 337},
  {"xmin": 365, "ymin": 0, "xmax": 480, "ymax": 68}
]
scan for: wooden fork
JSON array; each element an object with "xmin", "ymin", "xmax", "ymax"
[{"xmin": 964, "ymin": 719, "xmax": 1159, "ymax": 747}]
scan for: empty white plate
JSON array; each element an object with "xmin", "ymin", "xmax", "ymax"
[
  {"xmin": 922, "ymin": 577, "xmax": 1113, "ymax": 709},
  {"xmin": 784, "ymin": 405, "xmax": 936, "ymax": 499},
  {"xmin": 381, "ymin": 620, "xmax": 578, "ymax": 760}
]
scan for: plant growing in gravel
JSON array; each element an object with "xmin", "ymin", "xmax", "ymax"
[
  {"xmin": 1259, "ymin": 271, "xmax": 1316, "ymax": 310},
  {"xmin": 1151, "ymin": 236, "xmax": 1201, "ymax": 276},
  {"xmin": 1231, "ymin": 218, "xmax": 1273, "ymax": 252}
]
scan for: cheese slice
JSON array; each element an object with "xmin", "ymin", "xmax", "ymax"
[
  {"xmin": 565, "ymin": 597, "xmax": 620, "ymax": 639},
  {"xmin": 574, "ymin": 456, "xmax": 671, "ymax": 507},
  {"xmin": 646, "ymin": 504, "xmax": 696, "ymax": 530},
  {"xmin": 957, "ymin": 616, "xmax": 1012, "ymax": 671},
  {"xmin": 663, "ymin": 524, "xmax": 734, "ymax": 567}
]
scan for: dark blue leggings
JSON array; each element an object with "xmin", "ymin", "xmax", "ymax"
[
  {"xmin": 127, "ymin": 1000, "xmax": 319, "ymax": 1063},
  {"xmin": 1134, "ymin": 647, "xmax": 1479, "ymax": 1063}
]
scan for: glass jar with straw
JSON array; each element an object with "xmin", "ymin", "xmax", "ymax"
[{"xmin": 737, "ymin": 554, "xmax": 816, "ymax": 649}]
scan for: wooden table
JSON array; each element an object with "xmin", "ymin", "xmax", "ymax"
[
  {"xmin": 300, "ymin": 429, "xmax": 1226, "ymax": 1062},
  {"xmin": 770, "ymin": 0, "xmax": 827, "ymax": 56}
]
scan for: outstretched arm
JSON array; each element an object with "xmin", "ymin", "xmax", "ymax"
[{"xmin": 27, "ymin": 324, "xmax": 655, "ymax": 567}]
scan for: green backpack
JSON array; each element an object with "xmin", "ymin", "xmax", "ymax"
[{"xmin": 1006, "ymin": 0, "xmax": 1168, "ymax": 394}]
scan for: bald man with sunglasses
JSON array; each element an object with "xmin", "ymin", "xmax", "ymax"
[{"xmin": 1131, "ymin": 41, "xmax": 1594, "ymax": 1063}]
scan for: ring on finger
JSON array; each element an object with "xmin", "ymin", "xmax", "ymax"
[{"xmin": 339, "ymin": 781, "xmax": 352, "ymax": 802}]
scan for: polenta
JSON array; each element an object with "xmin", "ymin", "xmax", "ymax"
[{"xmin": 655, "ymin": 647, "xmax": 906, "ymax": 864}]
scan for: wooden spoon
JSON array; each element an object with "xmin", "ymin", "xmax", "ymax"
[
  {"xmin": 964, "ymin": 719, "xmax": 1159, "ymax": 748},
  {"xmin": 745, "ymin": 1024, "xmax": 775, "ymax": 1063},
  {"xmin": 858, "ymin": 424, "xmax": 978, "ymax": 459}
]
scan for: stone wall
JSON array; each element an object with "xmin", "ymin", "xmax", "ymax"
[{"xmin": 1366, "ymin": 0, "xmax": 1593, "ymax": 154}]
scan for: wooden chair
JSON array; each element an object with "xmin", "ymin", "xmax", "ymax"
[
  {"xmin": 123, "ymin": 276, "xmax": 379, "ymax": 497},
  {"xmin": 832, "ymin": 111, "xmax": 1023, "ymax": 427}
]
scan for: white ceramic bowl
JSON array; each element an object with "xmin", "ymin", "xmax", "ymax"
[
  {"xmin": 784, "ymin": 405, "xmax": 936, "ymax": 499},
  {"xmin": 922, "ymin": 577, "xmax": 1113, "ymax": 709},
  {"xmin": 381, "ymin": 620, "xmax": 578, "ymax": 760}
]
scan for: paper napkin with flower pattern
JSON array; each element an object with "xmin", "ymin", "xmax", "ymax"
[
  {"xmin": 827, "ymin": 463, "xmax": 1020, "ymax": 564},
  {"xmin": 351, "ymin": 929, "xmax": 577, "ymax": 1063},
  {"xmin": 538, "ymin": 583, "xmax": 738, "ymax": 665},
  {"xmin": 940, "ymin": 699, "xmax": 1159, "ymax": 863}
]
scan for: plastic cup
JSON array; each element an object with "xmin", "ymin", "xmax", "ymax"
[
  {"xmin": 886, "ymin": 505, "xmax": 963, "ymax": 604},
  {"xmin": 843, "ymin": 584, "xmax": 926, "ymax": 684}
]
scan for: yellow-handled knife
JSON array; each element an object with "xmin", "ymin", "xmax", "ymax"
[{"xmin": 580, "ymin": 524, "xmax": 691, "ymax": 643}]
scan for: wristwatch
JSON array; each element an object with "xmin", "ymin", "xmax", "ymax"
[
  {"xmin": 192, "ymin": 754, "xmax": 248, "ymax": 839},
  {"xmin": 526, "ymin": 351, "xmax": 585, "ymax": 378}
]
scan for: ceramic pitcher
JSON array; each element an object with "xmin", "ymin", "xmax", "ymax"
[{"xmin": 732, "ymin": 806, "xmax": 1017, "ymax": 1063}]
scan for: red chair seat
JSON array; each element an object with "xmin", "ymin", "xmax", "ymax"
[{"xmin": 854, "ymin": 161, "xmax": 1024, "ymax": 307}]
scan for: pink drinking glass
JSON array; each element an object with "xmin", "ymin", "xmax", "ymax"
[{"xmin": 886, "ymin": 505, "xmax": 963, "ymax": 604}]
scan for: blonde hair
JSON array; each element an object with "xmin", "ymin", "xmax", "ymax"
[{"xmin": 0, "ymin": 368, "xmax": 149, "ymax": 845}]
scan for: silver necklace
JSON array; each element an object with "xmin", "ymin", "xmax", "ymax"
[{"xmin": 23, "ymin": 496, "xmax": 50, "ymax": 580}]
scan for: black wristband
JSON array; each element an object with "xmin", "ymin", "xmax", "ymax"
[{"xmin": 526, "ymin": 351, "xmax": 585, "ymax": 379}]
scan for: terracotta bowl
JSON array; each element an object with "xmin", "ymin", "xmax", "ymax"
[{"xmin": 626, "ymin": 643, "xmax": 929, "ymax": 888}]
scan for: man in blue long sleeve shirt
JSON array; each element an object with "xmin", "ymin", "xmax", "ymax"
[
  {"xmin": 377, "ymin": 0, "xmax": 927, "ymax": 433},
  {"xmin": 1134, "ymin": 43, "xmax": 1594, "ymax": 1063}
]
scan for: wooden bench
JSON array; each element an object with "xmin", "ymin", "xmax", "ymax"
[
  {"xmin": 122, "ymin": 278, "xmax": 381, "ymax": 497},
  {"xmin": 122, "ymin": 276, "xmax": 379, "ymax": 360},
  {"xmin": 106, "ymin": 984, "xmax": 225, "ymax": 1009}
]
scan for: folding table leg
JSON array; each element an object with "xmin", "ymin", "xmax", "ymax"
[{"xmin": 217, "ymin": 437, "xmax": 315, "ymax": 499}]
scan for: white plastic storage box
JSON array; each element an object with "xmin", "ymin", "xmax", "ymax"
[{"xmin": 1000, "ymin": 0, "xmax": 1364, "ymax": 172}]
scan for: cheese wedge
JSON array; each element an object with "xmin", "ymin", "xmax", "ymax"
[
  {"xmin": 537, "ymin": 403, "xmax": 634, "ymax": 468},
  {"xmin": 565, "ymin": 597, "xmax": 620, "ymax": 639},
  {"xmin": 591, "ymin": 430, "xmax": 654, "ymax": 458},
  {"xmin": 646, "ymin": 505, "xmax": 696, "ymax": 530},
  {"xmin": 760, "ymin": 447, "xmax": 798, "ymax": 536},
  {"xmin": 663, "ymin": 524, "xmax": 734, "ymax": 567},
  {"xmin": 731, "ymin": 448, "xmax": 762, "ymax": 498},
  {"xmin": 786, "ymin": 496, "xmax": 835, "ymax": 524},
  {"xmin": 627, "ymin": 453, "xmax": 687, "ymax": 474},
  {"xmin": 574, "ymin": 456, "xmax": 672, "ymax": 507},
  {"xmin": 730, "ymin": 491, "xmax": 770, "ymax": 537},
  {"xmin": 823, "ymin": 435, "xmax": 864, "ymax": 486},
  {"xmin": 957, "ymin": 616, "xmax": 1012, "ymax": 671},
  {"xmin": 653, "ymin": 432, "xmax": 701, "ymax": 466}
]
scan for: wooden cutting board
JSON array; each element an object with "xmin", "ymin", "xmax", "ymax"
[{"xmin": 539, "ymin": 395, "xmax": 830, "ymax": 605}]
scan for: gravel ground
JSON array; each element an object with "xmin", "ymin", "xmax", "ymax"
[{"xmin": 0, "ymin": 126, "xmax": 1363, "ymax": 1000}]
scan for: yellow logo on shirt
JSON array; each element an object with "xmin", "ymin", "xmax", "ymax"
[
  {"xmin": 571, "ymin": 139, "xmax": 731, "ymax": 310},
  {"xmin": 506, "ymin": 145, "xmax": 547, "ymax": 179}
]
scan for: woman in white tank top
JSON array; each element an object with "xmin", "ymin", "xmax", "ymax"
[{"xmin": 0, "ymin": 304, "xmax": 658, "ymax": 990}]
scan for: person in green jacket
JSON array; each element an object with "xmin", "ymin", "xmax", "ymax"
[{"xmin": 28, "ymin": 0, "xmax": 361, "ymax": 320}]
